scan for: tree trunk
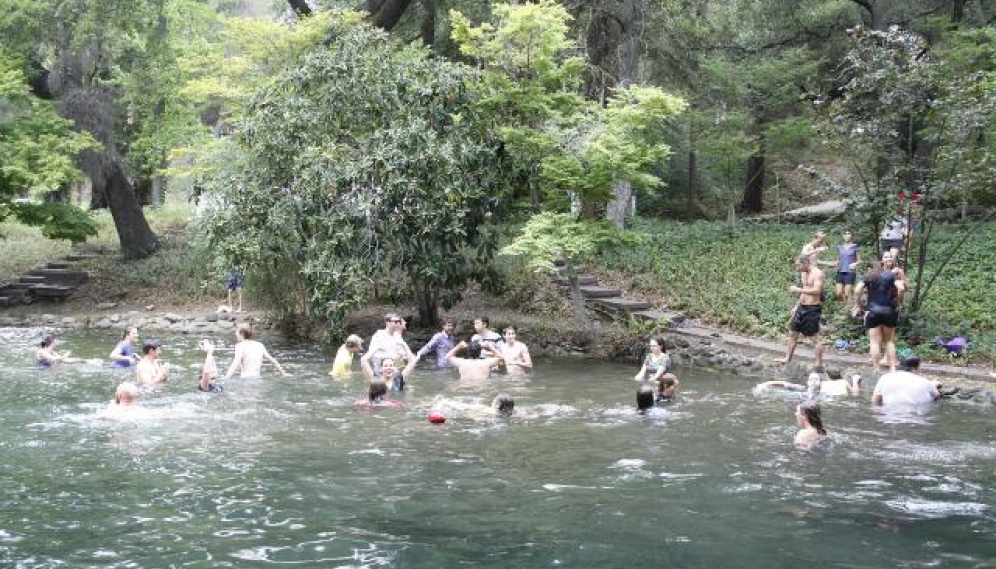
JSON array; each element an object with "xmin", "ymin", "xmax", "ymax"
[
  {"xmin": 565, "ymin": 263, "xmax": 590, "ymax": 328},
  {"xmin": 94, "ymin": 157, "xmax": 158, "ymax": 258},
  {"xmin": 286, "ymin": 0, "xmax": 312, "ymax": 17},
  {"xmin": 952, "ymin": 0, "xmax": 967, "ymax": 25},
  {"xmin": 413, "ymin": 279, "xmax": 440, "ymax": 327},
  {"xmin": 420, "ymin": 0, "xmax": 435, "ymax": 47},
  {"xmin": 687, "ymin": 149, "xmax": 698, "ymax": 220},
  {"xmin": 364, "ymin": 0, "xmax": 414, "ymax": 31},
  {"xmin": 742, "ymin": 154, "xmax": 765, "ymax": 214}
]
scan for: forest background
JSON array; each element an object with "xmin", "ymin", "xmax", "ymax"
[{"xmin": 1, "ymin": 0, "xmax": 994, "ymax": 362}]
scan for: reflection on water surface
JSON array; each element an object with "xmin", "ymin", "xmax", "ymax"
[{"xmin": 1, "ymin": 327, "xmax": 994, "ymax": 568}]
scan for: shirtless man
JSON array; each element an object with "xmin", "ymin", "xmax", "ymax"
[
  {"xmin": 499, "ymin": 326, "xmax": 532, "ymax": 375},
  {"xmin": 446, "ymin": 341, "xmax": 503, "ymax": 381},
  {"xmin": 135, "ymin": 340, "xmax": 171, "ymax": 385},
  {"xmin": 104, "ymin": 382, "xmax": 140, "ymax": 417},
  {"xmin": 777, "ymin": 255, "xmax": 825, "ymax": 366},
  {"xmin": 224, "ymin": 325, "xmax": 288, "ymax": 379},
  {"xmin": 470, "ymin": 316, "xmax": 503, "ymax": 354}
]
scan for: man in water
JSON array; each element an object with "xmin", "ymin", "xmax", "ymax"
[
  {"xmin": 224, "ymin": 325, "xmax": 288, "ymax": 379},
  {"xmin": 432, "ymin": 393, "xmax": 515, "ymax": 419},
  {"xmin": 754, "ymin": 369, "xmax": 859, "ymax": 399},
  {"xmin": 446, "ymin": 341, "xmax": 503, "ymax": 381},
  {"xmin": 367, "ymin": 313, "xmax": 414, "ymax": 372},
  {"xmin": 104, "ymin": 381, "xmax": 140, "ymax": 417},
  {"xmin": 416, "ymin": 318, "xmax": 457, "ymax": 370},
  {"xmin": 499, "ymin": 326, "xmax": 532, "ymax": 375},
  {"xmin": 822, "ymin": 229, "xmax": 861, "ymax": 302},
  {"xmin": 470, "ymin": 316, "xmax": 503, "ymax": 354},
  {"xmin": 135, "ymin": 340, "xmax": 171, "ymax": 385},
  {"xmin": 872, "ymin": 361, "xmax": 941, "ymax": 407},
  {"xmin": 777, "ymin": 255, "xmax": 825, "ymax": 366}
]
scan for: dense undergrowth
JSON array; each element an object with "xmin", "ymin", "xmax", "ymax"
[{"xmin": 593, "ymin": 220, "xmax": 996, "ymax": 363}]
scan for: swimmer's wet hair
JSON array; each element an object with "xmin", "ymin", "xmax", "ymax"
[
  {"xmin": 368, "ymin": 379, "xmax": 388, "ymax": 402},
  {"xmin": 345, "ymin": 334, "xmax": 363, "ymax": 349},
  {"xmin": 142, "ymin": 340, "xmax": 161, "ymax": 355},
  {"xmin": 495, "ymin": 393, "xmax": 515, "ymax": 417},
  {"xmin": 466, "ymin": 341, "xmax": 483, "ymax": 359},
  {"xmin": 237, "ymin": 324, "xmax": 253, "ymax": 340},
  {"xmin": 40, "ymin": 335, "xmax": 56, "ymax": 348},
  {"xmin": 799, "ymin": 399, "xmax": 826, "ymax": 435},
  {"xmin": 637, "ymin": 384, "xmax": 655, "ymax": 411}
]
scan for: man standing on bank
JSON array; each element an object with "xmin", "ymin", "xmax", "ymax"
[{"xmin": 776, "ymin": 255, "xmax": 825, "ymax": 367}]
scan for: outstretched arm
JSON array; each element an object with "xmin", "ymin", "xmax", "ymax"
[
  {"xmin": 401, "ymin": 354, "xmax": 420, "ymax": 379},
  {"xmin": 224, "ymin": 345, "xmax": 242, "ymax": 380},
  {"xmin": 264, "ymin": 349, "xmax": 288, "ymax": 377}
]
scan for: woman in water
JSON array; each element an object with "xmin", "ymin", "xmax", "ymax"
[
  {"xmin": 109, "ymin": 327, "xmax": 140, "ymax": 368},
  {"xmin": 35, "ymin": 335, "xmax": 83, "ymax": 367},
  {"xmin": 851, "ymin": 260, "xmax": 904, "ymax": 372},
  {"xmin": 636, "ymin": 384, "xmax": 655, "ymax": 414},
  {"xmin": 794, "ymin": 399, "xmax": 826, "ymax": 450},
  {"xmin": 634, "ymin": 338, "xmax": 670, "ymax": 382},
  {"xmin": 353, "ymin": 379, "xmax": 402, "ymax": 409}
]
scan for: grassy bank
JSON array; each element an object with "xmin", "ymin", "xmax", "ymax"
[{"xmin": 593, "ymin": 220, "xmax": 996, "ymax": 363}]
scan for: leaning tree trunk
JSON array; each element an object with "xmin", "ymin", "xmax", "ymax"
[
  {"xmin": 564, "ymin": 263, "xmax": 590, "ymax": 328},
  {"xmin": 420, "ymin": 0, "xmax": 436, "ymax": 47},
  {"xmin": 94, "ymin": 157, "xmax": 158, "ymax": 258}
]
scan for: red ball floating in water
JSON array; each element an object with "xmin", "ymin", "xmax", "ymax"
[{"xmin": 428, "ymin": 412, "xmax": 446, "ymax": 424}]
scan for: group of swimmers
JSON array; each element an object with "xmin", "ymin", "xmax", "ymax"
[
  {"xmin": 754, "ymin": 355, "xmax": 945, "ymax": 449},
  {"xmin": 778, "ymin": 226, "xmax": 912, "ymax": 373}
]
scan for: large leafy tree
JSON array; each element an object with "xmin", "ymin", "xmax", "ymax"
[
  {"xmin": 0, "ymin": 53, "xmax": 99, "ymax": 242},
  {"xmin": 204, "ymin": 18, "xmax": 501, "ymax": 330}
]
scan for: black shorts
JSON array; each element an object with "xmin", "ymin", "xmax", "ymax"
[
  {"xmin": 864, "ymin": 306, "xmax": 898, "ymax": 329},
  {"xmin": 791, "ymin": 304, "xmax": 822, "ymax": 337},
  {"xmin": 835, "ymin": 272, "xmax": 856, "ymax": 285},
  {"xmin": 226, "ymin": 271, "xmax": 245, "ymax": 291}
]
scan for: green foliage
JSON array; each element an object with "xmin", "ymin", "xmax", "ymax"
[
  {"xmin": 204, "ymin": 20, "xmax": 502, "ymax": 329},
  {"xmin": 592, "ymin": 220, "xmax": 996, "ymax": 362},
  {"xmin": 0, "ymin": 53, "xmax": 99, "ymax": 243},
  {"xmin": 500, "ymin": 212, "xmax": 642, "ymax": 272},
  {"xmin": 451, "ymin": 1, "xmax": 686, "ymax": 212}
]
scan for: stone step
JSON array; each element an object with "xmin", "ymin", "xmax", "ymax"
[
  {"xmin": 553, "ymin": 275, "xmax": 598, "ymax": 286},
  {"xmin": 30, "ymin": 284, "xmax": 76, "ymax": 298},
  {"xmin": 64, "ymin": 253, "xmax": 98, "ymax": 262},
  {"xmin": 25, "ymin": 269, "xmax": 88, "ymax": 285},
  {"xmin": 47, "ymin": 261, "xmax": 72, "ymax": 269},
  {"xmin": 580, "ymin": 286, "xmax": 622, "ymax": 299},
  {"xmin": 589, "ymin": 297, "xmax": 651, "ymax": 312},
  {"xmin": 19, "ymin": 275, "xmax": 47, "ymax": 284},
  {"xmin": 0, "ymin": 296, "xmax": 12, "ymax": 308}
]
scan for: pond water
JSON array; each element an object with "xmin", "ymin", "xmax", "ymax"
[{"xmin": 2, "ymin": 327, "xmax": 995, "ymax": 568}]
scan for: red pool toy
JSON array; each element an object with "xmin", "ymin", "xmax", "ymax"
[{"xmin": 428, "ymin": 412, "xmax": 447, "ymax": 424}]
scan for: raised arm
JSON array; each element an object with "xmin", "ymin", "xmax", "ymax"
[
  {"xmin": 401, "ymin": 354, "xmax": 420, "ymax": 380},
  {"xmin": 446, "ymin": 341, "xmax": 466, "ymax": 367}
]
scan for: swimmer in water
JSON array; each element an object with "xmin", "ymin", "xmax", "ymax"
[
  {"xmin": 224, "ymin": 325, "xmax": 288, "ymax": 379},
  {"xmin": 637, "ymin": 384, "xmax": 655, "ymax": 414},
  {"xmin": 656, "ymin": 372, "xmax": 681, "ymax": 402},
  {"xmin": 446, "ymin": 340, "xmax": 503, "ymax": 381},
  {"xmin": 109, "ymin": 326, "xmax": 141, "ymax": 368},
  {"xmin": 197, "ymin": 338, "xmax": 223, "ymax": 393},
  {"xmin": 754, "ymin": 368, "xmax": 859, "ymax": 400},
  {"xmin": 432, "ymin": 393, "xmax": 515, "ymax": 419},
  {"xmin": 794, "ymin": 399, "xmax": 826, "ymax": 450},
  {"xmin": 35, "ymin": 335, "xmax": 84, "ymax": 367},
  {"xmin": 103, "ymin": 381, "xmax": 140, "ymax": 417},
  {"xmin": 361, "ymin": 351, "xmax": 418, "ymax": 391},
  {"xmin": 135, "ymin": 340, "xmax": 171, "ymax": 385},
  {"xmin": 329, "ymin": 334, "xmax": 364, "ymax": 378},
  {"xmin": 353, "ymin": 379, "xmax": 402, "ymax": 408}
]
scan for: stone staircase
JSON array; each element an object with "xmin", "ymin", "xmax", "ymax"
[
  {"xmin": 0, "ymin": 253, "xmax": 96, "ymax": 308},
  {"xmin": 552, "ymin": 260, "xmax": 683, "ymax": 326}
]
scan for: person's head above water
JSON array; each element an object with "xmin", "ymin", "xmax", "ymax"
[
  {"xmin": 142, "ymin": 340, "xmax": 162, "ymax": 356},
  {"xmin": 473, "ymin": 316, "xmax": 490, "ymax": 333},
  {"xmin": 796, "ymin": 399, "xmax": 826, "ymax": 435},
  {"xmin": 122, "ymin": 326, "xmax": 138, "ymax": 342},
  {"xmin": 368, "ymin": 379, "xmax": 388, "ymax": 402},
  {"xmin": 114, "ymin": 382, "xmax": 139, "ymax": 405},
  {"xmin": 345, "ymin": 334, "xmax": 364, "ymax": 352},
  {"xmin": 40, "ymin": 335, "xmax": 57, "ymax": 349},
  {"xmin": 637, "ymin": 384, "xmax": 655, "ymax": 412},
  {"xmin": 236, "ymin": 325, "xmax": 253, "ymax": 341},
  {"xmin": 648, "ymin": 338, "xmax": 666, "ymax": 353},
  {"xmin": 492, "ymin": 393, "xmax": 515, "ymax": 417},
  {"xmin": 465, "ymin": 341, "xmax": 483, "ymax": 359},
  {"xmin": 897, "ymin": 356, "xmax": 921, "ymax": 372}
]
